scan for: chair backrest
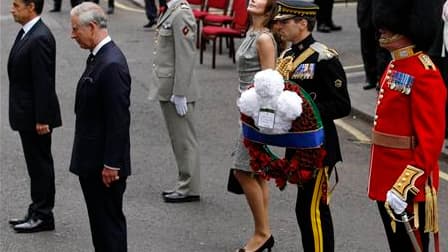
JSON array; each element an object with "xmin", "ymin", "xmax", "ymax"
[
  {"xmin": 206, "ymin": 0, "xmax": 231, "ymax": 14},
  {"xmin": 231, "ymin": 0, "xmax": 248, "ymax": 33}
]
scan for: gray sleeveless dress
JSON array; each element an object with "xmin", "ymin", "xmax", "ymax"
[{"xmin": 232, "ymin": 30, "xmax": 276, "ymax": 172}]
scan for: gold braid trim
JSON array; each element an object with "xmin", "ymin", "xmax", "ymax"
[
  {"xmin": 276, "ymin": 47, "xmax": 315, "ymax": 80},
  {"xmin": 414, "ymin": 201, "xmax": 419, "ymax": 229},
  {"xmin": 424, "ymin": 185, "xmax": 439, "ymax": 233},
  {"xmin": 391, "ymin": 165, "xmax": 424, "ymax": 201}
]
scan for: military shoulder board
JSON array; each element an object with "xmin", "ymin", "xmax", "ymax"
[
  {"xmin": 310, "ymin": 42, "xmax": 338, "ymax": 61},
  {"xmin": 418, "ymin": 54, "xmax": 436, "ymax": 70}
]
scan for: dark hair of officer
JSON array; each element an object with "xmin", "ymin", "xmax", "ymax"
[{"xmin": 22, "ymin": 0, "xmax": 44, "ymax": 14}]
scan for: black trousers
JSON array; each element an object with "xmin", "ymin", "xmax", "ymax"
[
  {"xmin": 89, "ymin": 0, "xmax": 114, "ymax": 8},
  {"xmin": 360, "ymin": 25, "xmax": 391, "ymax": 86},
  {"xmin": 377, "ymin": 201, "xmax": 429, "ymax": 252},
  {"xmin": 19, "ymin": 131, "xmax": 55, "ymax": 221},
  {"xmin": 79, "ymin": 175, "xmax": 127, "ymax": 252},
  {"xmin": 144, "ymin": 0, "xmax": 167, "ymax": 21},
  {"xmin": 296, "ymin": 168, "xmax": 334, "ymax": 252},
  {"xmin": 53, "ymin": 0, "xmax": 83, "ymax": 8},
  {"xmin": 315, "ymin": 0, "xmax": 334, "ymax": 25}
]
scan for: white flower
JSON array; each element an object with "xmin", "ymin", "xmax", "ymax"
[{"xmin": 237, "ymin": 69, "xmax": 303, "ymax": 134}]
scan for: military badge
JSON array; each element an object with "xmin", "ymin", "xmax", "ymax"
[
  {"xmin": 182, "ymin": 26, "xmax": 190, "ymax": 36},
  {"xmin": 292, "ymin": 63, "xmax": 315, "ymax": 79},
  {"xmin": 418, "ymin": 54, "xmax": 436, "ymax": 70},
  {"xmin": 388, "ymin": 71, "xmax": 414, "ymax": 95},
  {"xmin": 334, "ymin": 79, "xmax": 342, "ymax": 88}
]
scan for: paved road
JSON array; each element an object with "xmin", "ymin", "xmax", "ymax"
[{"xmin": 0, "ymin": 1, "xmax": 446, "ymax": 251}]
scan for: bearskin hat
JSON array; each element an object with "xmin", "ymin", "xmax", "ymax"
[{"xmin": 373, "ymin": 0, "xmax": 442, "ymax": 51}]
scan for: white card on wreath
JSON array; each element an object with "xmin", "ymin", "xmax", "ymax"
[{"xmin": 258, "ymin": 108, "xmax": 276, "ymax": 129}]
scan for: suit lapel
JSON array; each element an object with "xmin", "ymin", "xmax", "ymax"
[
  {"xmin": 9, "ymin": 20, "xmax": 42, "ymax": 61},
  {"xmin": 75, "ymin": 42, "xmax": 114, "ymax": 113}
]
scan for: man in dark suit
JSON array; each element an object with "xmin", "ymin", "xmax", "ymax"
[
  {"xmin": 70, "ymin": 2, "xmax": 131, "ymax": 251},
  {"xmin": 7, "ymin": 0, "xmax": 62, "ymax": 233}
]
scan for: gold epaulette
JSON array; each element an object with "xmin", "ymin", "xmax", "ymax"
[
  {"xmin": 391, "ymin": 165, "xmax": 424, "ymax": 201},
  {"xmin": 418, "ymin": 54, "xmax": 436, "ymax": 70}
]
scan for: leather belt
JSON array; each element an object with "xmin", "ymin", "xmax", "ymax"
[{"xmin": 371, "ymin": 130, "xmax": 416, "ymax": 149}]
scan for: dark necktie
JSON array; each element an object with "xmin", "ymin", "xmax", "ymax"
[
  {"xmin": 86, "ymin": 53, "xmax": 95, "ymax": 65},
  {"xmin": 13, "ymin": 29, "xmax": 24, "ymax": 47}
]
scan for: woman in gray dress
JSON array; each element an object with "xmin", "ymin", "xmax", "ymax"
[{"xmin": 230, "ymin": 0, "xmax": 277, "ymax": 250}]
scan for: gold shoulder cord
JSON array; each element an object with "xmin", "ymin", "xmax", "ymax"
[{"xmin": 276, "ymin": 47, "xmax": 315, "ymax": 80}]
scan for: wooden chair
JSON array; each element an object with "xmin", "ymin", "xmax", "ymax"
[{"xmin": 200, "ymin": 0, "xmax": 248, "ymax": 68}]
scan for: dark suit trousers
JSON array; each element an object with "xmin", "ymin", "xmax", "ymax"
[
  {"xmin": 145, "ymin": 0, "xmax": 167, "ymax": 21},
  {"xmin": 315, "ymin": 0, "xmax": 334, "ymax": 25},
  {"xmin": 79, "ymin": 175, "xmax": 127, "ymax": 252},
  {"xmin": 89, "ymin": 0, "xmax": 114, "ymax": 8},
  {"xmin": 377, "ymin": 201, "xmax": 429, "ymax": 252},
  {"xmin": 360, "ymin": 25, "xmax": 390, "ymax": 85},
  {"xmin": 19, "ymin": 131, "xmax": 55, "ymax": 220},
  {"xmin": 53, "ymin": 0, "xmax": 83, "ymax": 8},
  {"xmin": 295, "ymin": 168, "xmax": 334, "ymax": 252}
]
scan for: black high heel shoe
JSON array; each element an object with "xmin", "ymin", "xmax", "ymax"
[{"xmin": 237, "ymin": 235, "xmax": 275, "ymax": 252}]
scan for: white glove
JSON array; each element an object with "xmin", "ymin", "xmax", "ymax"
[
  {"xmin": 386, "ymin": 190, "xmax": 408, "ymax": 215},
  {"xmin": 170, "ymin": 95, "xmax": 188, "ymax": 116},
  {"xmin": 443, "ymin": 0, "xmax": 448, "ymax": 22}
]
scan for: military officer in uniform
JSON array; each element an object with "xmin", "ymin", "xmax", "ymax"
[
  {"xmin": 368, "ymin": 0, "xmax": 446, "ymax": 251},
  {"xmin": 273, "ymin": 1, "xmax": 351, "ymax": 251},
  {"xmin": 149, "ymin": 0, "xmax": 200, "ymax": 203}
]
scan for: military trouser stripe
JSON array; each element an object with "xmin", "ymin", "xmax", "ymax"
[{"xmin": 310, "ymin": 168, "xmax": 325, "ymax": 252}]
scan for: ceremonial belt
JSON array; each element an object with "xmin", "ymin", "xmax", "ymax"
[
  {"xmin": 371, "ymin": 130, "xmax": 416, "ymax": 149},
  {"xmin": 242, "ymin": 122, "xmax": 324, "ymax": 149}
]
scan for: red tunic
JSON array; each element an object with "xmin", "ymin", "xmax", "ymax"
[{"xmin": 368, "ymin": 51, "xmax": 446, "ymax": 202}]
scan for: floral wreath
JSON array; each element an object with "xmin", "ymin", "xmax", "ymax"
[{"xmin": 241, "ymin": 81, "xmax": 326, "ymax": 190}]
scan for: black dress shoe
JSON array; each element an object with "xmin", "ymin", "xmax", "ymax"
[
  {"xmin": 143, "ymin": 20, "xmax": 157, "ymax": 28},
  {"xmin": 107, "ymin": 7, "xmax": 114, "ymax": 14},
  {"xmin": 363, "ymin": 83, "xmax": 377, "ymax": 90},
  {"xmin": 49, "ymin": 8, "xmax": 61, "ymax": 12},
  {"xmin": 328, "ymin": 23, "xmax": 342, "ymax": 31},
  {"xmin": 163, "ymin": 192, "xmax": 200, "ymax": 203},
  {"xmin": 14, "ymin": 218, "xmax": 54, "ymax": 233},
  {"xmin": 8, "ymin": 216, "xmax": 30, "ymax": 226},
  {"xmin": 317, "ymin": 23, "xmax": 331, "ymax": 33}
]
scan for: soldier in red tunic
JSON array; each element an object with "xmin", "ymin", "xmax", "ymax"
[{"xmin": 368, "ymin": 0, "xmax": 446, "ymax": 251}]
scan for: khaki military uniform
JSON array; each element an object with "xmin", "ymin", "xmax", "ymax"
[{"xmin": 150, "ymin": 0, "xmax": 200, "ymax": 195}]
